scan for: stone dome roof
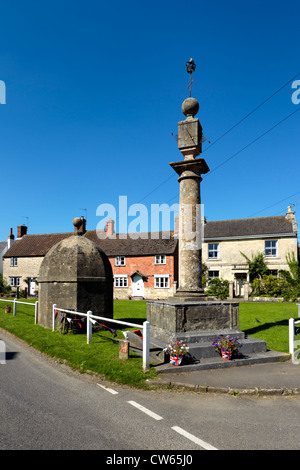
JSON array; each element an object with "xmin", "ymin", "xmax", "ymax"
[{"xmin": 38, "ymin": 234, "xmax": 112, "ymax": 283}]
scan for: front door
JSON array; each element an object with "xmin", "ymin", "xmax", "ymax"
[
  {"xmin": 235, "ymin": 273, "xmax": 247, "ymax": 297},
  {"xmin": 132, "ymin": 274, "xmax": 144, "ymax": 297},
  {"xmin": 30, "ymin": 279, "xmax": 36, "ymax": 295}
]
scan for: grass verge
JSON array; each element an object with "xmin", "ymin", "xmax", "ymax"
[
  {"xmin": 0, "ymin": 299, "xmax": 156, "ymax": 388},
  {"xmin": 0, "ymin": 299, "xmax": 297, "ymax": 387}
]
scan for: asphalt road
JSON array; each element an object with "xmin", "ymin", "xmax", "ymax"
[{"xmin": 1, "ymin": 329, "xmax": 300, "ymax": 453}]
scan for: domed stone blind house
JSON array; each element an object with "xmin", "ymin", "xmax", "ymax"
[{"xmin": 38, "ymin": 217, "xmax": 113, "ymax": 329}]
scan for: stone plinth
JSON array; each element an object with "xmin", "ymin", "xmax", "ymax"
[
  {"xmin": 146, "ymin": 299, "xmax": 269, "ymax": 362},
  {"xmin": 147, "ymin": 299, "xmax": 239, "ymax": 343}
]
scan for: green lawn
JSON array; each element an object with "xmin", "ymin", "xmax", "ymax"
[
  {"xmin": 0, "ymin": 298, "xmax": 298, "ymax": 387},
  {"xmin": 239, "ymin": 302, "xmax": 298, "ymax": 353}
]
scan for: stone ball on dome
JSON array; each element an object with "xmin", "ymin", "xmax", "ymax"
[
  {"xmin": 73, "ymin": 217, "xmax": 82, "ymax": 228},
  {"xmin": 181, "ymin": 97, "xmax": 199, "ymax": 118}
]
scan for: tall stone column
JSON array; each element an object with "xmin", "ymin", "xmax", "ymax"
[{"xmin": 170, "ymin": 96, "xmax": 209, "ymax": 300}]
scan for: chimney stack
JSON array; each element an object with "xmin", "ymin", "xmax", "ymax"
[
  {"xmin": 174, "ymin": 215, "xmax": 179, "ymax": 238},
  {"xmin": 106, "ymin": 219, "xmax": 115, "ymax": 238},
  {"xmin": 17, "ymin": 225, "xmax": 27, "ymax": 239},
  {"xmin": 78, "ymin": 217, "xmax": 86, "ymax": 234},
  {"xmin": 286, "ymin": 206, "xmax": 298, "ymax": 233},
  {"xmin": 8, "ymin": 228, "xmax": 14, "ymax": 248}
]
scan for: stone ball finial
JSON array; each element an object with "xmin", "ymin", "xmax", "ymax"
[
  {"xmin": 73, "ymin": 217, "xmax": 82, "ymax": 235},
  {"xmin": 73, "ymin": 217, "xmax": 82, "ymax": 228},
  {"xmin": 182, "ymin": 97, "xmax": 199, "ymax": 119}
]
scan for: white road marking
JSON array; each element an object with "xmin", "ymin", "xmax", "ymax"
[
  {"xmin": 97, "ymin": 383, "xmax": 119, "ymax": 395},
  {"xmin": 127, "ymin": 400, "xmax": 164, "ymax": 421},
  {"xmin": 171, "ymin": 426, "xmax": 218, "ymax": 450}
]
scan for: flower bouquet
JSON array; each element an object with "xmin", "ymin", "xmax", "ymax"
[
  {"xmin": 164, "ymin": 339, "xmax": 189, "ymax": 366},
  {"xmin": 212, "ymin": 334, "xmax": 242, "ymax": 360}
]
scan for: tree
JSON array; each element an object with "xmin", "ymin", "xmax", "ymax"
[{"xmin": 240, "ymin": 251, "xmax": 268, "ymax": 282}]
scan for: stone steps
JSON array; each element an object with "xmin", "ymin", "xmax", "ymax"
[
  {"xmin": 154, "ymin": 350, "xmax": 290, "ymax": 373},
  {"xmin": 124, "ymin": 329, "xmax": 289, "ymax": 371}
]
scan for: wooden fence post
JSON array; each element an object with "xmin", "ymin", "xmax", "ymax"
[
  {"xmin": 87, "ymin": 311, "xmax": 93, "ymax": 344},
  {"xmin": 52, "ymin": 304, "xmax": 57, "ymax": 331},
  {"xmin": 35, "ymin": 301, "xmax": 38, "ymax": 324},
  {"xmin": 142, "ymin": 321, "xmax": 150, "ymax": 372}
]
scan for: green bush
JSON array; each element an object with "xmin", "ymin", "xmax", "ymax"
[
  {"xmin": 0, "ymin": 274, "xmax": 10, "ymax": 294},
  {"xmin": 251, "ymin": 275, "xmax": 288, "ymax": 297},
  {"xmin": 206, "ymin": 278, "xmax": 229, "ymax": 300}
]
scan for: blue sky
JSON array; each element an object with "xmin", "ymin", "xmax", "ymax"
[{"xmin": 0, "ymin": 0, "xmax": 299, "ymax": 241}]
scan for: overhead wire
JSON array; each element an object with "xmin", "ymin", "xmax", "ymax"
[
  {"xmin": 205, "ymin": 106, "xmax": 300, "ymax": 176},
  {"xmin": 134, "ymin": 71, "xmax": 300, "ymax": 205},
  {"xmin": 203, "ymin": 72, "xmax": 300, "ymax": 152}
]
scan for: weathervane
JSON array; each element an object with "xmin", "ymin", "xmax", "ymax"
[{"xmin": 185, "ymin": 58, "xmax": 196, "ymax": 97}]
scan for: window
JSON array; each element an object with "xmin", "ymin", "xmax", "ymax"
[
  {"xmin": 114, "ymin": 275, "xmax": 128, "ymax": 287},
  {"xmin": 208, "ymin": 270, "xmax": 219, "ymax": 280},
  {"xmin": 265, "ymin": 240, "xmax": 277, "ymax": 257},
  {"xmin": 208, "ymin": 243, "xmax": 219, "ymax": 259},
  {"xmin": 155, "ymin": 255, "xmax": 166, "ymax": 265},
  {"xmin": 10, "ymin": 257, "xmax": 18, "ymax": 267},
  {"xmin": 155, "ymin": 275, "xmax": 170, "ymax": 288},
  {"xmin": 115, "ymin": 256, "xmax": 125, "ymax": 266},
  {"xmin": 10, "ymin": 277, "xmax": 20, "ymax": 287}
]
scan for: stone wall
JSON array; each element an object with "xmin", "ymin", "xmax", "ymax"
[{"xmin": 3, "ymin": 256, "xmax": 43, "ymax": 290}]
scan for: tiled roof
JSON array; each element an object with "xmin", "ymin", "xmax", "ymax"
[
  {"xmin": 0, "ymin": 241, "xmax": 7, "ymax": 254},
  {"xmin": 3, "ymin": 214, "xmax": 296, "ymax": 258},
  {"xmin": 3, "ymin": 230, "xmax": 178, "ymax": 258},
  {"xmin": 204, "ymin": 215, "xmax": 297, "ymax": 239},
  {"xmin": 85, "ymin": 230, "xmax": 178, "ymax": 256},
  {"xmin": 3, "ymin": 233, "xmax": 73, "ymax": 257}
]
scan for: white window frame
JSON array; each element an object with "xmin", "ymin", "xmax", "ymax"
[
  {"xmin": 10, "ymin": 277, "xmax": 20, "ymax": 287},
  {"xmin": 10, "ymin": 257, "xmax": 18, "ymax": 267},
  {"xmin": 115, "ymin": 256, "xmax": 126, "ymax": 266},
  {"xmin": 265, "ymin": 240, "xmax": 278, "ymax": 257},
  {"xmin": 208, "ymin": 243, "xmax": 219, "ymax": 259},
  {"xmin": 155, "ymin": 255, "xmax": 166, "ymax": 265},
  {"xmin": 114, "ymin": 275, "xmax": 128, "ymax": 288},
  {"xmin": 154, "ymin": 275, "xmax": 170, "ymax": 288}
]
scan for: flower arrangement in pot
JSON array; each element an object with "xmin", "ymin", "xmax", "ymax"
[
  {"xmin": 212, "ymin": 334, "xmax": 242, "ymax": 360},
  {"xmin": 164, "ymin": 339, "xmax": 189, "ymax": 366}
]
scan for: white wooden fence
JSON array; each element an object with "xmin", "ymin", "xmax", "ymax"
[
  {"xmin": 0, "ymin": 298, "xmax": 38, "ymax": 324},
  {"xmin": 52, "ymin": 304, "xmax": 150, "ymax": 372},
  {"xmin": 289, "ymin": 317, "xmax": 300, "ymax": 364}
]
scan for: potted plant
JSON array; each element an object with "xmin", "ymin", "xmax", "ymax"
[
  {"xmin": 212, "ymin": 334, "xmax": 242, "ymax": 360},
  {"xmin": 164, "ymin": 339, "xmax": 189, "ymax": 366}
]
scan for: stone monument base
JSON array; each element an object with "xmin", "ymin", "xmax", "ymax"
[
  {"xmin": 146, "ymin": 299, "xmax": 267, "ymax": 361},
  {"xmin": 147, "ymin": 299, "xmax": 240, "ymax": 336}
]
